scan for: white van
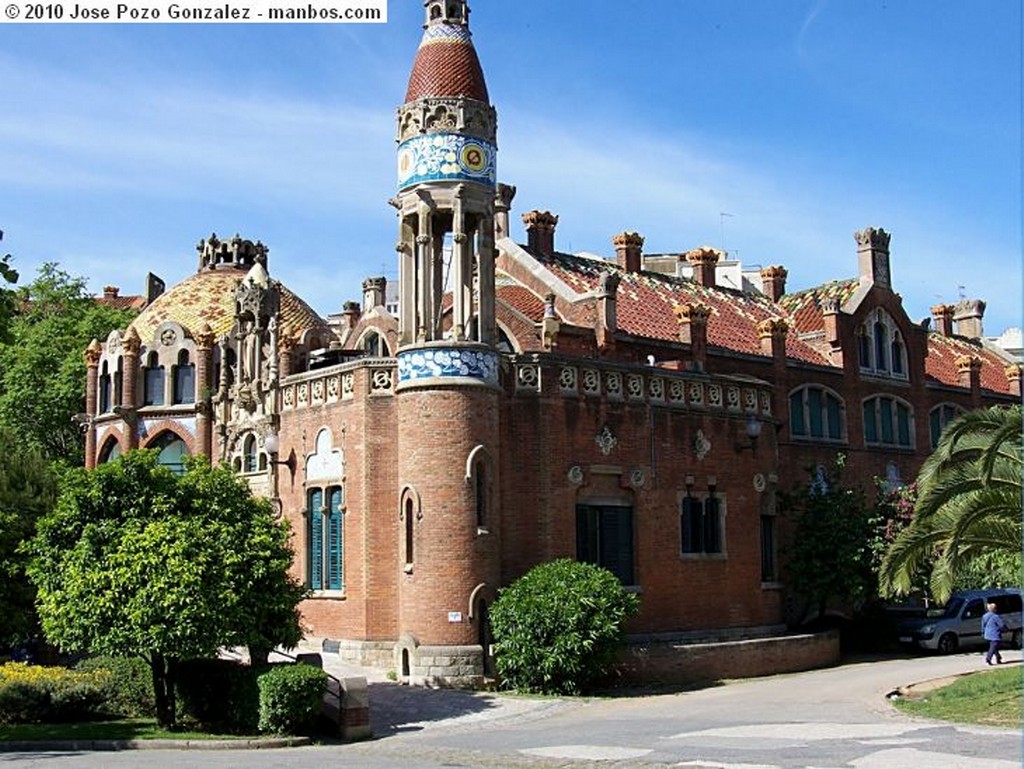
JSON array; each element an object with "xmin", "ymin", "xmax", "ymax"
[{"xmin": 898, "ymin": 588, "xmax": 1023, "ymax": 654}]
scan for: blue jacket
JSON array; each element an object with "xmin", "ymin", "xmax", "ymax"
[{"xmin": 982, "ymin": 611, "xmax": 1006, "ymax": 641}]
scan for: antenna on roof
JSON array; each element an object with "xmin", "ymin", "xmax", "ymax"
[
  {"xmin": 720, "ymin": 212, "xmax": 734, "ymax": 255},
  {"xmin": 957, "ymin": 285, "xmax": 966, "ymax": 300}
]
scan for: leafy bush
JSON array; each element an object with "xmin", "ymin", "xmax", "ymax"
[
  {"xmin": 76, "ymin": 656, "xmax": 155, "ymax": 718},
  {"xmin": 489, "ymin": 559, "xmax": 640, "ymax": 695},
  {"xmin": 0, "ymin": 662, "xmax": 110, "ymax": 724},
  {"xmin": 176, "ymin": 658, "xmax": 260, "ymax": 734},
  {"xmin": 256, "ymin": 663, "xmax": 327, "ymax": 735}
]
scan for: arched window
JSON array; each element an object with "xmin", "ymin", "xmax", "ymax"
[
  {"xmin": 858, "ymin": 309, "xmax": 907, "ymax": 379},
  {"xmin": 150, "ymin": 431, "xmax": 188, "ymax": 475},
  {"xmin": 114, "ymin": 357, "xmax": 124, "ymax": 406},
  {"xmin": 98, "ymin": 437, "xmax": 121, "ymax": 464},
  {"xmin": 863, "ymin": 395, "xmax": 913, "ymax": 448},
  {"xmin": 496, "ymin": 326, "xmax": 516, "ymax": 354},
  {"xmin": 404, "ymin": 497, "xmax": 415, "ymax": 568},
  {"xmin": 173, "ymin": 350, "xmax": 195, "ymax": 405},
  {"xmin": 475, "ymin": 462, "xmax": 487, "ymax": 528},
  {"xmin": 929, "ymin": 403, "xmax": 963, "ymax": 449},
  {"xmin": 98, "ymin": 361, "xmax": 112, "ymax": 413},
  {"xmin": 679, "ymin": 484, "xmax": 724, "ymax": 557},
  {"xmin": 143, "ymin": 351, "xmax": 165, "ymax": 406},
  {"xmin": 789, "ymin": 385, "xmax": 845, "ymax": 441},
  {"xmin": 360, "ymin": 330, "xmax": 389, "ymax": 357},
  {"xmin": 242, "ymin": 433, "xmax": 257, "ymax": 473}
]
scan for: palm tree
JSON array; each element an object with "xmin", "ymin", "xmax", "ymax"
[{"xmin": 879, "ymin": 404, "xmax": 1022, "ymax": 602}]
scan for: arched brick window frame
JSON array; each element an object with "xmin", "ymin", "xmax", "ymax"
[
  {"xmin": 929, "ymin": 402, "xmax": 964, "ymax": 449},
  {"xmin": 788, "ymin": 384, "xmax": 846, "ymax": 443},
  {"xmin": 399, "ymin": 486, "xmax": 422, "ymax": 573},
  {"xmin": 97, "ymin": 435, "xmax": 122, "ymax": 465},
  {"xmin": 465, "ymin": 445, "xmax": 493, "ymax": 533},
  {"xmin": 143, "ymin": 429, "xmax": 189, "ymax": 475}
]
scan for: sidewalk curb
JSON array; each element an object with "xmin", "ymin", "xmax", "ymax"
[{"xmin": 0, "ymin": 736, "xmax": 313, "ymax": 752}]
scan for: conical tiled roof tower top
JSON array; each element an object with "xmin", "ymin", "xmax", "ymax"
[{"xmin": 405, "ymin": 0, "xmax": 488, "ymax": 103}]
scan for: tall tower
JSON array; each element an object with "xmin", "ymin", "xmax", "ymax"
[{"xmin": 393, "ymin": 0, "xmax": 501, "ymax": 686}]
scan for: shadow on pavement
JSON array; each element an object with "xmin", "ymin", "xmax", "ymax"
[{"xmin": 366, "ymin": 681, "xmax": 504, "ymax": 737}]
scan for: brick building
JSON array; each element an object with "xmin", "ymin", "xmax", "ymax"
[{"xmin": 84, "ymin": 1, "xmax": 1019, "ymax": 685}]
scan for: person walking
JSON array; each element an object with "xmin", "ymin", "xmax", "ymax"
[{"xmin": 981, "ymin": 601, "xmax": 1006, "ymax": 665}]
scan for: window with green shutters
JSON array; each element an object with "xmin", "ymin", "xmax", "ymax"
[
  {"xmin": 576, "ymin": 503, "xmax": 634, "ymax": 585},
  {"xmin": 306, "ymin": 485, "xmax": 345, "ymax": 592}
]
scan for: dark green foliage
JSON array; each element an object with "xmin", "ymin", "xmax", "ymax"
[
  {"xmin": 0, "ymin": 663, "xmax": 110, "ymax": 724},
  {"xmin": 489, "ymin": 559, "xmax": 640, "ymax": 695},
  {"xmin": 0, "ymin": 263, "xmax": 137, "ymax": 464},
  {"xmin": 76, "ymin": 656, "xmax": 155, "ymax": 719},
  {"xmin": 782, "ymin": 456, "xmax": 877, "ymax": 623},
  {"xmin": 176, "ymin": 659, "xmax": 260, "ymax": 734},
  {"xmin": 27, "ymin": 451, "xmax": 306, "ymax": 728},
  {"xmin": 0, "ymin": 427, "xmax": 57, "ymax": 649},
  {"xmin": 256, "ymin": 664, "xmax": 327, "ymax": 735}
]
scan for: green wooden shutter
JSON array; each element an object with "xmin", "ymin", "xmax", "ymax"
[
  {"xmin": 327, "ymin": 487, "xmax": 344, "ymax": 590},
  {"xmin": 309, "ymin": 489, "xmax": 323, "ymax": 590}
]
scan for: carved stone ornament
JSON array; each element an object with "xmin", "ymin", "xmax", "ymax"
[
  {"xmin": 567, "ymin": 465, "xmax": 584, "ymax": 485},
  {"xmin": 694, "ymin": 429, "xmax": 712, "ymax": 461},
  {"xmin": 160, "ymin": 328, "xmax": 177, "ymax": 346},
  {"xmin": 630, "ymin": 468, "xmax": 646, "ymax": 488},
  {"xmin": 753, "ymin": 473, "xmax": 767, "ymax": 493},
  {"xmin": 595, "ymin": 425, "xmax": 617, "ymax": 456}
]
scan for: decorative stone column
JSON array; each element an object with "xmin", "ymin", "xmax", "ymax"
[
  {"xmin": 195, "ymin": 322, "xmax": 215, "ymax": 462},
  {"xmin": 120, "ymin": 326, "xmax": 141, "ymax": 450},
  {"xmin": 84, "ymin": 339, "xmax": 102, "ymax": 469}
]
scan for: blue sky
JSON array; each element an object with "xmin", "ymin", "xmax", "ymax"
[{"xmin": 2, "ymin": 0, "xmax": 1021, "ymax": 335}]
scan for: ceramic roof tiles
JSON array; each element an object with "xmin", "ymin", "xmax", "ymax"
[
  {"xmin": 514, "ymin": 248, "xmax": 830, "ymax": 366},
  {"xmin": 405, "ymin": 23, "xmax": 488, "ymax": 103},
  {"xmin": 777, "ymin": 279, "xmax": 861, "ymax": 335},
  {"xmin": 925, "ymin": 332, "xmax": 1014, "ymax": 394},
  {"xmin": 128, "ymin": 268, "xmax": 330, "ymax": 344}
]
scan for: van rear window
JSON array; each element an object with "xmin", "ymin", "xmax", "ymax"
[{"xmin": 988, "ymin": 594, "xmax": 1022, "ymax": 614}]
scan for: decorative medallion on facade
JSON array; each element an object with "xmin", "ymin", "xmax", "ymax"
[
  {"xmin": 630, "ymin": 468, "xmax": 646, "ymax": 488},
  {"xmin": 515, "ymin": 363, "xmax": 540, "ymax": 392},
  {"xmin": 397, "ymin": 134, "xmax": 496, "ymax": 190},
  {"xmin": 160, "ymin": 329, "xmax": 177, "ymax": 346},
  {"xmin": 694, "ymin": 429, "xmax": 712, "ymax": 461},
  {"xmin": 595, "ymin": 425, "xmax": 617, "ymax": 456},
  {"xmin": 753, "ymin": 473, "xmax": 767, "ymax": 493},
  {"xmin": 397, "ymin": 347, "xmax": 498, "ymax": 385},
  {"xmin": 567, "ymin": 465, "xmax": 584, "ymax": 485}
]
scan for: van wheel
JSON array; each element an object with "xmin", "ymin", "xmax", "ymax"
[
  {"xmin": 937, "ymin": 633, "xmax": 959, "ymax": 655},
  {"xmin": 1012, "ymin": 630, "xmax": 1022, "ymax": 650}
]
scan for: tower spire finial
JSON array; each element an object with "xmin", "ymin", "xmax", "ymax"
[{"xmin": 423, "ymin": 0, "xmax": 469, "ymax": 28}]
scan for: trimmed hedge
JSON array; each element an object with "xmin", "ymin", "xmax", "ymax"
[
  {"xmin": 490, "ymin": 559, "xmax": 640, "ymax": 695},
  {"xmin": 176, "ymin": 658, "xmax": 260, "ymax": 734},
  {"xmin": 76, "ymin": 655, "xmax": 155, "ymax": 718},
  {"xmin": 256, "ymin": 663, "xmax": 327, "ymax": 736},
  {"xmin": 0, "ymin": 662, "xmax": 111, "ymax": 724}
]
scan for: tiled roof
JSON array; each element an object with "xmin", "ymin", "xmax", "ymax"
[
  {"xmin": 777, "ymin": 279, "xmax": 860, "ymax": 335},
  {"xmin": 496, "ymin": 284, "xmax": 546, "ymax": 322},
  {"xmin": 97, "ymin": 294, "xmax": 146, "ymax": 311},
  {"xmin": 128, "ymin": 268, "xmax": 331, "ymax": 343},
  {"xmin": 513, "ymin": 248, "xmax": 830, "ymax": 365},
  {"xmin": 405, "ymin": 23, "xmax": 488, "ymax": 103},
  {"xmin": 926, "ymin": 333, "xmax": 1014, "ymax": 395}
]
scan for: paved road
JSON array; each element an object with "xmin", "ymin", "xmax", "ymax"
[{"xmin": 2, "ymin": 649, "xmax": 1019, "ymax": 768}]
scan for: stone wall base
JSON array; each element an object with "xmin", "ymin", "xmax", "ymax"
[{"xmin": 616, "ymin": 630, "xmax": 840, "ymax": 686}]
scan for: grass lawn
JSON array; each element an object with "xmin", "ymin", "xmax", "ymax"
[
  {"xmin": 894, "ymin": 666, "xmax": 1023, "ymax": 728},
  {"xmin": 0, "ymin": 720, "xmax": 259, "ymax": 742}
]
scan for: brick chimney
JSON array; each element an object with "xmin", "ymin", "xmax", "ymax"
[
  {"xmin": 362, "ymin": 276, "xmax": 387, "ymax": 310},
  {"xmin": 953, "ymin": 299, "xmax": 986, "ymax": 340},
  {"xmin": 956, "ymin": 354, "xmax": 982, "ymax": 397},
  {"xmin": 1005, "ymin": 364, "xmax": 1022, "ymax": 398},
  {"xmin": 686, "ymin": 247, "xmax": 720, "ymax": 289},
  {"xmin": 612, "ymin": 232, "xmax": 644, "ymax": 273},
  {"xmin": 758, "ymin": 317, "xmax": 789, "ymax": 367},
  {"xmin": 341, "ymin": 300, "xmax": 362, "ymax": 332},
  {"xmin": 522, "ymin": 210, "xmax": 558, "ymax": 255},
  {"xmin": 931, "ymin": 304, "xmax": 954, "ymax": 337},
  {"xmin": 821, "ymin": 297, "xmax": 843, "ymax": 364},
  {"xmin": 855, "ymin": 227, "xmax": 892, "ymax": 289},
  {"xmin": 760, "ymin": 265, "xmax": 788, "ymax": 302},
  {"xmin": 103, "ymin": 286, "xmax": 119, "ymax": 300},
  {"xmin": 675, "ymin": 303, "xmax": 710, "ymax": 372}
]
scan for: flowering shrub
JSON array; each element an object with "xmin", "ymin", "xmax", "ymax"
[{"xmin": 0, "ymin": 662, "xmax": 112, "ymax": 724}]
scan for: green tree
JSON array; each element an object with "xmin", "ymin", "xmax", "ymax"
[
  {"xmin": 880, "ymin": 405, "xmax": 1023, "ymax": 602},
  {"xmin": 0, "ymin": 264, "xmax": 137, "ymax": 464},
  {"xmin": 0, "ymin": 426, "xmax": 56, "ymax": 648},
  {"xmin": 27, "ymin": 451, "xmax": 306, "ymax": 728},
  {"xmin": 0, "ymin": 230, "xmax": 18, "ymax": 344},
  {"xmin": 783, "ymin": 455, "xmax": 877, "ymax": 623},
  {"xmin": 489, "ymin": 559, "xmax": 640, "ymax": 695}
]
